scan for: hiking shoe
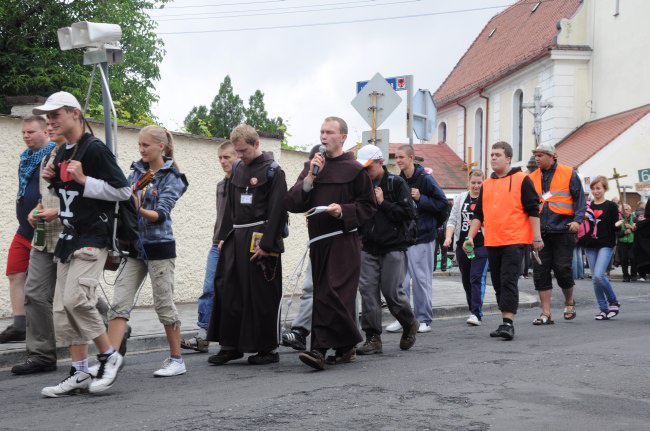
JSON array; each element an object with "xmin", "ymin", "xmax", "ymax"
[
  {"xmin": 88, "ymin": 351, "xmax": 123, "ymax": 393},
  {"xmin": 357, "ymin": 334, "xmax": 382, "ymax": 355},
  {"xmin": 118, "ymin": 324, "xmax": 132, "ymax": 357},
  {"xmin": 466, "ymin": 314, "xmax": 481, "ymax": 326},
  {"xmin": 417, "ymin": 322, "xmax": 432, "ymax": 333},
  {"xmin": 12, "ymin": 358, "xmax": 57, "ymax": 375},
  {"xmin": 248, "ymin": 352, "xmax": 280, "ymax": 365},
  {"xmin": 180, "ymin": 336, "xmax": 210, "ymax": 353},
  {"xmin": 41, "ymin": 367, "xmax": 91, "ymax": 398},
  {"xmin": 0, "ymin": 325, "xmax": 26, "ymax": 343},
  {"xmin": 299, "ymin": 350, "xmax": 325, "ymax": 370},
  {"xmin": 325, "ymin": 348, "xmax": 357, "ymax": 365},
  {"xmin": 385, "ymin": 320, "xmax": 402, "ymax": 333},
  {"xmin": 489, "ymin": 324, "xmax": 514, "ymax": 340},
  {"xmin": 400, "ymin": 321, "xmax": 418, "ymax": 351},
  {"xmin": 208, "ymin": 350, "xmax": 243, "ymax": 365},
  {"xmin": 153, "ymin": 358, "xmax": 187, "ymax": 377},
  {"xmin": 281, "ymin": 328, "xmax": 307, "ymax": 351}
]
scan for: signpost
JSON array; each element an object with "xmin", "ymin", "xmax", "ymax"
[
  {"xmin": 638, "ymin": 168, "xmax": 650, "ymax": 182},
  {"xmin": 356, "ymin": 76, "xmax": 407, "ymax": 94},
  {"xmin": 412, "ymin": 89, "xmax": 436, "ymax": 141},
  {"xmin": 362, "ymin": 129, "xmax": 390, "ymax": 161},
  {"xmin": 351, "ymin": 73, "xmax": 401, "ymax": 160}
]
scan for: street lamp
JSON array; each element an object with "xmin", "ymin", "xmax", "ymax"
[{"xmin": 56, "ymin": 21, "xmax": 123, "ymax": 155}]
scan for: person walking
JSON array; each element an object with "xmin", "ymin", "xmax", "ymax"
[
  {"xmin": 579, "ymin": 176, "xmax": 622, "ymax": 320},
  {"xmin": 105, "ymin": 126, "xmax": 189, "ymax": 377},
  {"xmin": 444, "ymin": 169, "xmax": 489, "ymax": 326},
  {"xmin": 617, "ymin": 203, "xmax": 637, "ymax": 282}
]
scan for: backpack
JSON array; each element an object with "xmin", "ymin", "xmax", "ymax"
[
  {"xmin": 577, "ymin": 201, "xmax": 599, "ymax": 244},
  {"xmin": 412, "ymin": 170, "xmax": 449, "ymax": 228},
  {"xmin": 386, "ymin": 174, "xmax": 418, "ymax": 245},
  {"xmin": 232, "ymin": 159, "xmax": 289, "ymax": 238}
]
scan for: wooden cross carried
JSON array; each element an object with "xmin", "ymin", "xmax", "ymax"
[
  {"xmin": 466, "ymin": 147, "xmax": 478, "ymax": 176},
  {"xmin": 607, "ymin": 168, "xmax": 628, "ymax": 203}
]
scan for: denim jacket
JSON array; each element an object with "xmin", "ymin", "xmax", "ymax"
[{"xmin": 128, "ymin": 158, "xmax": 188, "ymax": 259}]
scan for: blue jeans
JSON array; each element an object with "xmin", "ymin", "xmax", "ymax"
[
  {"xmin": 197, "ymin": 244, "xmax": 219, "ymax": 330},
  {"xmin": 572, "ymin": 246, "xmax": 584, "ymax": 280},
  {"xmin": 585, "ymin": 247, "xmax": 618, "ymax": 313}
]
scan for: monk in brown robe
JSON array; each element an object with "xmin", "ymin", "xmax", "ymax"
[
  {"xmin": 285, "ymin": 116, "xmax": 376, "ymax": 370},
  {"xmin": 207, "ymin": 124, "xmax": 287, "ymax": 366}
]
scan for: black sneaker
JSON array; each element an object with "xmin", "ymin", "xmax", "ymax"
[
  {"xmin": 247, "ymin": 352, "xmax": 280, "ymax": 365},
  {"xmin": 399, "ymin": 321, "xmax": 418, "ymax": 350},
  {"xmin": 0, "ymin": 325, "xmax": 26, "ymax": 343},
  {"xmin": 489, "ymin": 324, "xmax": 514, "ymax": 340},
  {"xmin": 357, "ymin": 334, "xmax": 382, "ymax": 355},
  {"xmin": 208, "ymin": 350, "xmax": 243, "ymax": 365},
  {"xmin": 281, "ymin": 328, "xmax": 307, "ymax": 351},
  {"xmin": 12, "ymin": 358, "xmax": 57, "ymax": 375}
]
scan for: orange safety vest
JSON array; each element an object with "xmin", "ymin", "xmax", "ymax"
[
  {"xmin": 482, "ymin": 171, "xmax": 533, "ymax": 247},
  {"xmin": 528, "ymin": 164, "xmax": 574, "ymax": 216}
]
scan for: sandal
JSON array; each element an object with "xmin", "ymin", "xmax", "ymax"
[
  {"xmin": 606, "ymin": 302, "xmax": 620, "ymax": 319},
  {"xmin": 532, "ymin": 313, "xmax": 554, "ymax": 325},
  {"xmin": 594, "ymin": 311, "xmax": 609, "ymax": 320},
  {"xmin": 563, "ymin": 301, "xmax": 576, "ymax": 320}
]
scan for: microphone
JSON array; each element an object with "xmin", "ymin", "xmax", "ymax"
[{"xmin": 312, "ymin": 145, "xmax": 327, "ymax": 177}]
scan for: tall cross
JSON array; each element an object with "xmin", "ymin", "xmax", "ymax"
[
  {"xmin": 522, "ymin": 87, "xmax": 553, "ymax": 146},
  {"xmin": 466, "ymin": 146, "xmax": 478, "ymax": 175},
  {"xmin": 608, "ymin": 168, "xmax": 628, "ymax": 203}
]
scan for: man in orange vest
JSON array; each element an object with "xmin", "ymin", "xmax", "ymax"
[
  {"xmin": 528, "ymin": 144, "xmax": 586, "ymax": 325},
  {"xmin": 465, "ymin": 142, "xmax": 542, "ymax": 340}
]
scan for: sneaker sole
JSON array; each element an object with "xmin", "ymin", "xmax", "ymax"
[
  {"xmin": 12, "ymin": 364, "xmax": 58, "ymax": 375},
  {"xmin": 41, "ymin": 388, "xmax": 88, "ymax": 398},
  {"xmin": 153, "ymin": 371, "xmax": 187, "ymax": 377}
]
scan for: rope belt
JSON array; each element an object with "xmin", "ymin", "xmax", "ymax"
[{"xmin": 233, "ymin": 220, "xmax": 266, "ymax": 229}]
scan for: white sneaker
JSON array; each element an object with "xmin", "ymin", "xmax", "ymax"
[
  {"xmin": 385, "ymin": 320, "xmax": 403, "ymax": 333},
  {"xmin": 466, "ymin": 314, "xmax": 481, "ymax": 326},
  {"xmin": 89, "ymin": 351, "xmax": 123, "ymax": 393},
  {"xmin": 638, "ymin": 277, "xmax": 646, "ymax": 282},
  {"xmin": 153, "ymin": 358, "xmax": 187, "ymax": 377},
  {"xmin": 417, "ymin": 322, "xmax": 432, "ymax": 333},
  {"xmin": 41, "ymin": 368, "xmax": 92, "ymax": 398}
]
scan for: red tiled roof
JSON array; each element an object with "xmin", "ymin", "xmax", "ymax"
[
  {"xmin": 555, "ymin": 105, "xmax": 650, "ymax": 168},
  {"xmin": 389, "ymin": 142, "xmax": 468, "ymax": 190},
  {"xmin": 434, "ymin": 0, "xmax": 583, "ymax": 108}
]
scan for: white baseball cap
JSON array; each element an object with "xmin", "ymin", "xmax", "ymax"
[
  {"xmin": 356, "ymin": 144, "xmax": 384, "ymax": 167},
  {"xmin": 32, "ymin": 91, "xmax": 82, "ymax": 114}
]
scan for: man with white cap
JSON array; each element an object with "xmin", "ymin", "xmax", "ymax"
[
  {"xmin": 356, "ymin": 145, "xmax": 419, "ymax": 356},
  {"xmin": 35, "ymin": 91, "xmax": 131, "ymax": 397},
  {"xmin": 528, "ymin": 144, "xmax": 585, "ymax": 325}
]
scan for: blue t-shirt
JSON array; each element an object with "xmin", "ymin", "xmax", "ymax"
[{"xmin": 16, "ymin": 169, "xmax": 40, "ymax": 241}]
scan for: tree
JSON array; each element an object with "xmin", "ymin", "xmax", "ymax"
[
  {"xmin": 0, "ymin": 0, "xmax": 169, "ymax": 123},
  {"xmin": 183, "ymin": 76, "xmax": 287, "ymax": 140}
]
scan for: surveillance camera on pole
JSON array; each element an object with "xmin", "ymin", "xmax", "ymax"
[{"xmin": 56, "ymin": 21, "xmax": 124, "ymax": 155}]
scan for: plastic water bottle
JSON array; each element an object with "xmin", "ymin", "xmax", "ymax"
[
  {"xmin": 33, "ymin": 211, "xmax": 46, "ymax": 247},
  {"xmin": 465, "ymin": 237, "xmax": 475, "ymax": 260}
]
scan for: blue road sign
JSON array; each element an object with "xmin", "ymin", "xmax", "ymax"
[{"xmin": 356, "ymin": 76, "xmax": 407, "ymax": 94}]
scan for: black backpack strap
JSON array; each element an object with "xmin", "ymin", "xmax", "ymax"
[{"xmin": 412, "ymin": 171, "xmax": 427, "ymax": 190}]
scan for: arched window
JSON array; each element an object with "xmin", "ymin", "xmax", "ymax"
[
  {"xmin": 513, "ymin": 90, "xmax": 524, "ymax": 161},
  {"xmin": 438, "ymin": 122, "xmax": 447, "ymax": 143},
  {"xmin": 474, "ymin": 108, "xmax": 483, "ymax": 168}
]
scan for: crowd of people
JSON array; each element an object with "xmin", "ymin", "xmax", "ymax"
[{"xmin": 1, "ymin": 91, "xmax": 649, "ymax": 397}]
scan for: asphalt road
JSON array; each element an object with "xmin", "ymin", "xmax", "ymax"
[{"xmin": 2, "ymin": 278, "xmax": 650, "ymax": 431}]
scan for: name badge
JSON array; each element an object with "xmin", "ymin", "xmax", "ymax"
[
  {"xmin": 240, "ymin": 193, "xmax": 253, "ymax": 205},
  {"xmin": 542, "ymin": 191, "xmax": 552, "ymax": 200}
]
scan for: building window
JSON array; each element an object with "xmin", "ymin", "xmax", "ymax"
[
  {"xmin": 474, "ymin": 108, "xmax": 483, "ymax": 168},
  {"xmin": 513, "ymin": 90, "xmax": 523, "ymax": 161},
  {"xmin": 438, "ymin": 122, "xmax": 447, "ymax": 143}
]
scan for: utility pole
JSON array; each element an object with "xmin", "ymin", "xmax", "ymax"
[{"xmin": 522, "ymin": 87, "xmax": 553, "ymax": 146}]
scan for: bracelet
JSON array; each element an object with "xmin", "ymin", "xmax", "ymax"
[{"xmin": 533, "ymin": 239, "xmax": 543, "ymax": 243}]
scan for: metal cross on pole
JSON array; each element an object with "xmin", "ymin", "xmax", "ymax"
[
  {"xmin": 522, "ymin": 87, "xmax": 553, "ymax": 146},
  {"xmin": 608, "ymin": 168, "xmax": 628, "ymax": 203}
]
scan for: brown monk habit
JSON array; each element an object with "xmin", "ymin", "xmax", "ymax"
[
  {"xmin": 285, "ymin": 152, "xmax": 376, "ymax": 351},
  {"xmin": 207, "ymin": 152, "xmax": 287, "ymax": 353}
]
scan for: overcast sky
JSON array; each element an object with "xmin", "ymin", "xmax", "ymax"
[{"xmin": 149, "ymin": 0, "xmax": 511, "ymax": 149}]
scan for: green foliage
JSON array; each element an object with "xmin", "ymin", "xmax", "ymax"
[
  {"xmin": 183, "ymin": 75, "xmax": 286, "ymax": 140},
  {"xmin": 0, "ymin": 0, "xmax": 169, "ymax": 123}
]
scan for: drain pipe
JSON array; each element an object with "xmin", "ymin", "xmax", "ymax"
[
  {"xmin": 457, "ymin": 100, "xmax": 468, "ymax": 164},
  {"xmin": 479, "ymin": 90, "xmax": 490, "ymax": 174}
]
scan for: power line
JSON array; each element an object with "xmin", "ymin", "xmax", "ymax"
[
  {"xmin": 158, "ymin": 3, "xmax": 514, "ymax": 35},
  {"xmin": 150, "ymin": 0, "xmax": 289, "ymax": 9},
  {"xmin": 154, "ymin": 0, "xmax": 423, "ymax": 22}
]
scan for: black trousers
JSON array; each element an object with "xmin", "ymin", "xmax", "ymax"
[
  {"xmin": 533, "ymin": 233, "xmax": 575, "ymax": 290},
  {"xmin": 618, "ymin": 242, "xmax": 636, "ymax": 279},
  {"xmin": 487, "ymin": 244, "xmax": 525, "ymax": 314}
]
